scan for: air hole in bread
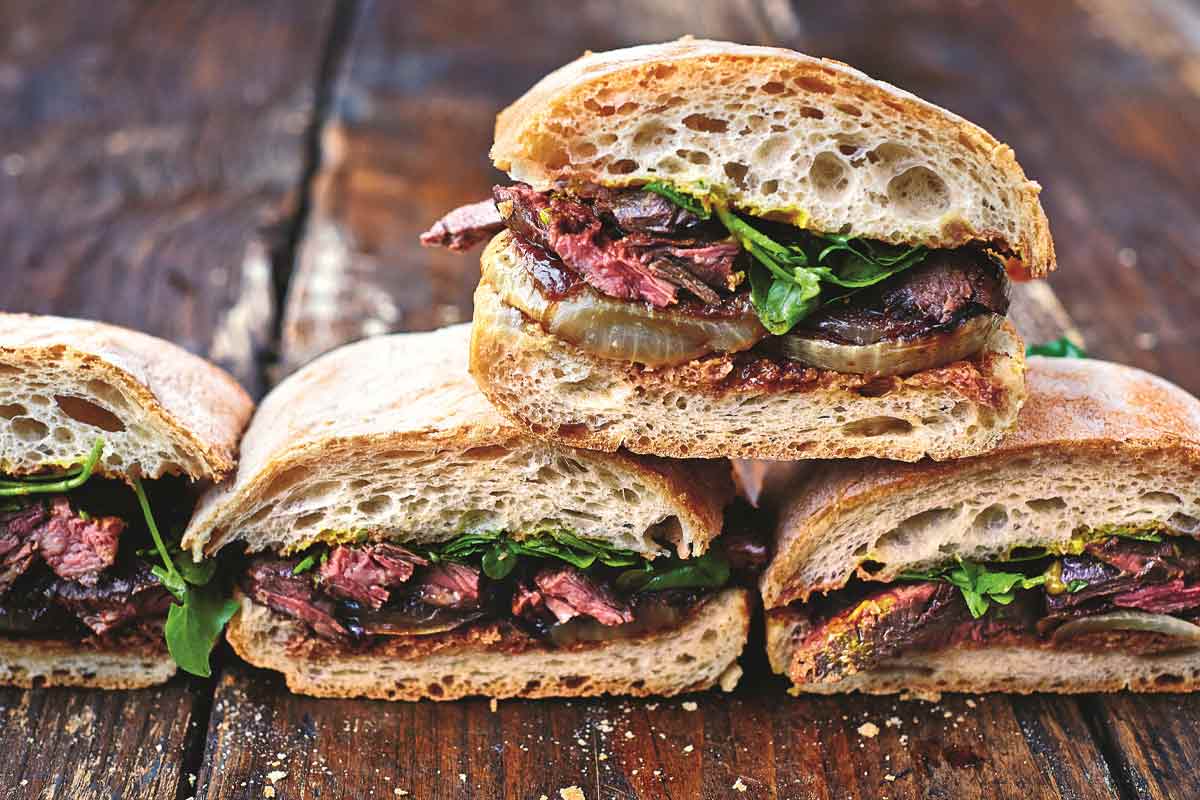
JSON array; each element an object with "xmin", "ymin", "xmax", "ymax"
[
  {"xmin": 10, "ymin": 417, "xmax": 48, "ymax": 442},
  {"xmin": 795, "ymin": 76, "xmax": 834, "ymax": 94},
  {"xmin": 0, "ymin": 364, "xmax": 21, "ymax": 376},
  {"xmin": 876, "ymin": 506, "xmax": 960, "ymax": 551},
  {"xmin": 860, "ymin": 559, "xmax": 884, "ymax": 575},
  {"xmin": 1026, "ymin": 497, "xmax": 1067, "ymax": 513},
  {"xmin": 972, "ymin": 504, "xmax": 1009, "ymax": 534},
  {"xmin": 762, "ymin": 180, "xmax": 779, "ymax": 195},
  {"xmin": 295, "ymin": 511, "xmax": 324, "ymax": 530},
  {"xmin": 723, "ymin": 162, "xmax": 749, "ymax": 187},
  {"xmin": 841, "ymin": 416, "xmax": 912, "ymax": 437},
  {"xmin": 810, "ymin": 152, "xmax": 850, "ymax": 201},
  {"xmin": 357, "ymin": 496, "xmax": 391, "ymax": 515},
  {"xmin": 1156, "ymin": 673, "xmax": 1184, "ymax": 686},
  {"xmin": 53, "ymin": 394, "xmax": 126, "ymax": 432},
  {"xmin": 608, "ymin": 159, "xmax": 638, "ymax": 175},
  {"xmin": 888, "ymin": 166, "xmax": 951, "ymax": 219},
  {"xmin": 562, "ymin": 675, "xmax": 586, "ymax": 689},
  {"xmin": 263, "ymin": 465, "xmax": 309, "ymax": 500},
  {"xmin": 798, "ymin": 105, "xmax": 825, "ymax": 120},
  {"xmin": 461, "ymin": 446, "xmax": 509, "ymax": 461},
  {"xmin": 1141, "ymin": 491, "xmax": 1181, "ymax": 506},
  {"xmin": 0, "ymin": 403, "xmax": 25, "ymax": 419},
  {"xmin": 1168, "ymin": 512, "xmax": 1200, "ymax": 533},
  {"xmin": 682, "ymin": 113, "xmax": 729, "ymax": 133},
  {"xmin": 53, "ymin": 426, "xmax": 74, "ymax": 443},
  {"xmin": 761, "ymin": 81, "xmax": 786, "ymax": 94},
  {"xmin": 855, "ymin": 377, "xmax": 895, "ymax": 398}
]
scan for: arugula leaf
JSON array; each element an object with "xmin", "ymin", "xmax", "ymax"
[
  {"xmin": 292, "ymin": 550, "xmax": 323, "ymax": 576},
  {"xmin": 133, "ymin": 476, "xmax": 233, "ymax": 677},
  {"xmin": 481, "ymin": 542, "xmax": 518, "ymax": 580},
  {"xmin": 1066, "ymin": 579, "xmax": 1090, "ymax": 593},
  {"xmin": 1105, "ymin": 526, "xmax": 1163, "ymax": 543},
  {"xmin": 164, "ymin": 584, "xmax": 239, "ymax": 679},
  {"xmin": 643, "ymin": 180, "xmax": 712, "ymax": 219},
  {"xmin": 900, "ymin": 559, "xmax": 1046, "ymax": 619},
  {"xmin": 423, "ymin": 525, "xmax": 643, "ymax": 575},
  {"xmin": 613, "ymin": 550, "xmax": 731, "ymax": 594},
  {"xmin": 1026, "ymin": 337, "xmax": 1087, "ymax": 358},
  {"xmin": 647, "ymin": 183, "xmax": 929, "ymax": 333},
  {"xmin": 0, "ymin": 438, "xmax": 104, "ymax": 497}
]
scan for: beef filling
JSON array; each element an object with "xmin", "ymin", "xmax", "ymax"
[
  {"xmin": 790, "ymin": 534, "xmax": 1200, "ymax": 683},
  {"xmin": 422, "ymin": 183, "xmax": 1009, "ymax": 354},
  {"xmin": 0, "ymin": 477, "xmax": 186, "ymax": 645},
  {"xmin": 242, "ymin": 543, "xmax": 717, "ymax": 650}
]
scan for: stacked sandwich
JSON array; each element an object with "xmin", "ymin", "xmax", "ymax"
[{"xmin": 12, "ymin": 39, "xmax": 1198, "ymax": 702}]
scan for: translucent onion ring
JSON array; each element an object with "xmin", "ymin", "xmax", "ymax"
[
  {"xmin": 486, "ymin": 237, "xmax": 768, "ymax": 367},
  {"xmin": 774, "ymin": 312, "xmax": 1003, "ymax": 377}
]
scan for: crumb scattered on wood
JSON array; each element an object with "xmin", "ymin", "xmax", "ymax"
[
  {"xmin": 560, "ymin": 786, "xmax": 585, "ymax": 800},
  {"xmin": 682, "ymin": 701, "xmax": 698, "ymax": 712},
  {"xmin": 733, "ymin": 777, "xmax": 748, "ymax": 792},
  {"xmin": 857, "ymin": 722, "xmax": 880, "ymax": 738}
]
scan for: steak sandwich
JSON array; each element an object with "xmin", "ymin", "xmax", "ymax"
[
  {"xmin": 423, "ymin": 38, "xmax": 1053, "ymax": 462},
  {"xmin": 0, "ymin": 313, "xmax": 252, "ymax": 688},
  {"xmin": 182, "ymin": 325, "xmax": 753, "ymax": 701},
  {"xmin": 762, "ymin": 356, "xmax": 1200, "ymax": 694}
]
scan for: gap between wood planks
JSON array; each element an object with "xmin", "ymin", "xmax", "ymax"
[
  {"xmin": 261, "ymin": 0, "xmax": 363, "ymax": 393},
  {"xmin": 175, "ymin": 1, "xmax": 363, "ymax": 793}
]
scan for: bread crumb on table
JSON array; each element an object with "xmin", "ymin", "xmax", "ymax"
[
  {"xmin": 857, "ymin": 722, "xmax": 880, "ymax": 738},
  {"xmin": 733, "ymin": 777, "xmax": 748, "ymax": 792},
  {"xmin": 560, "ymin": 786, "xmax": 585, "ymax": 800}
]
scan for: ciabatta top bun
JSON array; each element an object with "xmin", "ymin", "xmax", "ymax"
[
  {"xmin": 493, "ymin": 37, "xmax": 1052, "ymax": 278},
  {"xmin": 183, "ymin": 324, "xmax": 731, "ymax": 560},
  {"xmin": 0, "ymin": 313, "xmax": 252, "ymax": 481},
  {"xmin": 761, "ymin": 356, "xmax": 1200, "ymax": 608}
]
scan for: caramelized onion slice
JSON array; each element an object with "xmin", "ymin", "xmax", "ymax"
[
  {"xmin": 357, "ymin": 606, "xmax": 486, "ymax": 637},
  {"xmin": 547, "ymin": 595, "xmax": 695, "ymax": 647},
  {"xmin": 485, "ymin": 240, "xmax": 767, "ymax": 367},
  {"xmin": 775, "ymin": 312, "xmax": 1003, "ymax": 376},
  {"xmin": 1052, "ymin": 610, "xmax": 1200, "ymax": 647}
]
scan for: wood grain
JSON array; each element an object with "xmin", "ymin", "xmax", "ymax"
[
  {"xmin": 0, "ymin": 681, "xmax": 203, "ymax": 800},
  {"xmin": 0, "ymin": 0, "xmax": 335, "ymax": 394}
]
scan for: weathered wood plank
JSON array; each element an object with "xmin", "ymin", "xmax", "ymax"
[
  {"xmin": 0, "ymin": 0, "xmax": 335, "ymax": 394},
  {"xmin": 0, "ymin": 681, "xmax": 202, "ymax": 800},
  {"xmin": 1081, "ymin": 694, "xmax": 1200, "ymax": 800}
]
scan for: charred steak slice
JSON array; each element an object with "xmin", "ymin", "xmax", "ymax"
[
  {"xmin": 34, "ymin": 497, "xmax": 123, "ymax": 585},
  {"xmin": 0, "ymin": 505, "xmax": 45, "ymax": 595},
  {"xmin": 244, "ymin": 558, "xmax": 349, "ymax": 640},
  {"xmin": 413, "ymin": 563, "xmax": 482, "ymax": 609},
  {"xmin": 319, "ymin": 543, "xmax": 428, "ymax": 609},
  {"xmin": 791, "ymin": 582, "xmax": 963, "ymax": 684},
  {"xmin": 797, "ymin": 249, "xmax": 1010, "ymax": 345},
  {"xmin": 49, "ymin": 561, "xmax": 172, "ymax": 635},
  {"xmin": 419, "ymin": 199, "xmax": 505, "ymax": 251}
]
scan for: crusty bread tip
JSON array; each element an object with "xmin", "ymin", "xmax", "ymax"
[
  {"xmin": 0, "ymin": 313, "xmax": 253, "ymax": 482},
  {"xmin": 0, "ymin": 637, "xmax": 174, "ymax": 690},
  {"xmin": 492, "ymin": 37, "xmax": 1053, "ymax": 277},
  {"xmin": 183, "ymin": 324, "xmax": 731, "ymax": 560}
]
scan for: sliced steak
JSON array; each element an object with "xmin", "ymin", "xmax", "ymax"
[
  {"xmin": 245, "ymin": 558, "xmax": 348, "ymax": 640},
  {"xmin": 791, "ymin": 582, "xmax": 963, "ymax": 683},
  {"xmin": 49, "ymin": 561, "xmax": 172, "ymax": 635},
  {"xmin": 493, "ymin": 183, "xmax": 738, "ymax": 308},
  {"xmin": 1085, "ymin": 536, "xmax": 1200, "ymax": 582},
  {"xmin": 0, "ymin": 504, "xmax": 48, "ymax": 595},
  {"xmin": 319, "ymin": 543, "xmax": 428, "ymax": 610},
  {"xmin": 584, "ymin": 187, "xmax": 707, "ymax": 235},
  {"xmin": 33, "ymin": 497, "xmax": 123, "ymax": 585},
  {"xmin": 413, "ymin": 563, "xmax": 481, "ymax": 609},
  {"xmin": 798, "ymin": 248, "xmax": 1010, "ymax": 345},
  {"xmin": 419, "ymin": 199, "xmax": 505, "ymax": 251},
  {"xmin": 1112, "ymin": 579, "xmax": 1200, "ymax": 614},
  {"xmin": 531, "ymin": 566, "xmax": 633, "ymax": 626}
]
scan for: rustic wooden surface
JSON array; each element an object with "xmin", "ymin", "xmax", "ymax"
[{"xmin": 1, "ymin": 0, "xmax": 1199, "ymax": 798}]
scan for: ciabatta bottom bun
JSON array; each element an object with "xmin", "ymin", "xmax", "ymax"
[
  {"xmin": 469, "ymin": 233, "xmax": 1027, "ymax": 462},
  {"xmin": 0, "ymin": 637, "xmax": 173, "ymax": 690},
  {"xmin": 230, "ymin": 588, "xmax": 750, "ymax": 701}
]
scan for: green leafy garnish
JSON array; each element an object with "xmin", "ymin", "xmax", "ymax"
[
  {"xmin": 614, "ymin": 550, "xmax": 731, "ymax": 594},
  {"xmin": 423, "ymin": 524, "xmax": 643, "ymax": 578},
  {"xmin": 133, "ymin": 477, "xmax": 237, "ymax": 678},
  {"xmin": 292, "ymin": 550, "xmax": 323, "ymax": 576},
  {"xmin": 1026, "ymin": 337, "xmax": 1086, "ymax": 358},
  {"xmin": 899, "ymin": 560, "xmax": 1047, "ymax": 619},
  {"xmin": 1104, "ymin": 526, "xmax": 1163, "ymax": 543},
  {"xmin": 646, "ymin": 183, "xmax": 929, "ymax": 333},
  {"xmin": 643, "ymin": 180, "xmax": 712, "ymax": 219},
  {"xmin": 1066, "ymin": 579, "xmax": 1090, "ymax": 593},
  {"xmin": 0, "ymin": 438, "xmax": 104, "ymax": 497}
]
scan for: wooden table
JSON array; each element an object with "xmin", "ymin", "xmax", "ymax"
[{"xmin": 2, "ymin": 1, "xmax": 1198, "ymax": 797}]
